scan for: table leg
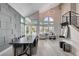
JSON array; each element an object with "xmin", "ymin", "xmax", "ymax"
[
  {"xmin": 23, "ymin": 44, "xmax": 26, "ymax": 51},
  {"xmin": 13, "ymin": 45, "xmax": 16, "ymax": 56},
  {"xmin": 29, "ymin": 44, "xmax": 32, "ymax": 56}
]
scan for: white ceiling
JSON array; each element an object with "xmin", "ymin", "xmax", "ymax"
[{"xmin": 8, "ymin": 3, "xmax": 60, "ymax": 17}]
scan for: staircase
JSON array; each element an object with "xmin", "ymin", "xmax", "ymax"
[{"xmin": 60, "ymin": 11, "xmax": 79, "ymax": 56}]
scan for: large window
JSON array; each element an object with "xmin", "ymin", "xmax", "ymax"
[
  {"xmin": 21, "ymin": 17, "xmax": 38, "ymax": 36},
  {"xmin": 31, "ymin": 26, "xmax": 36, "ymax": 34},
  {"xmin": 25, "ymin": 17, "xmax": 32, "ymax": 35},
  {"xmin": 39, "ymin": 16, "xmax": 54, "ymax": 34},
  {"xmin": 39, "ymin": 26, "xmax": 44, "ymax": 34},
  {"xmin": 21, "ymin": 16, "xmax": 54, "ymax": 36},
  {"xmin": 21, "ymin": 17, "xmax": 25, "ymax": 35},
  {"xmin": 31, "ymin": 19, "xmax": 37, "ymax": 34},
  {"xmin": 25, "ymin": 17, "xmax": 37, "ymax": 36}
]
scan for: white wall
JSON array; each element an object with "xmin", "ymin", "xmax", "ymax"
[
  {"xmin": 76, "ymin": 4, "xmax": 79, "ymax": 14},
  {"xmin": 69, "ymin": 25, "xmax": 79, "ymax": 55}
]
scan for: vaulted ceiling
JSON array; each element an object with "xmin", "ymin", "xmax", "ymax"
[{"xmin": 8, "ymin": 3, "xmax": 60, "ymax": 17}]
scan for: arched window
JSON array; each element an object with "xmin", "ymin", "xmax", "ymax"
[
  {"xmin": 44, "ymin": 17, "xmax": 49, "ymax": 22},
  {"xmin": 43, "ymin": 16, "xmax": 54, "ymax": 33},
  {"xmin": 44, "ymin": 16, "xmax": 54, "ymax": 22},
  {"xmin": 49, "ymin": 17, "xmax": 54, "ymax": 22}
]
